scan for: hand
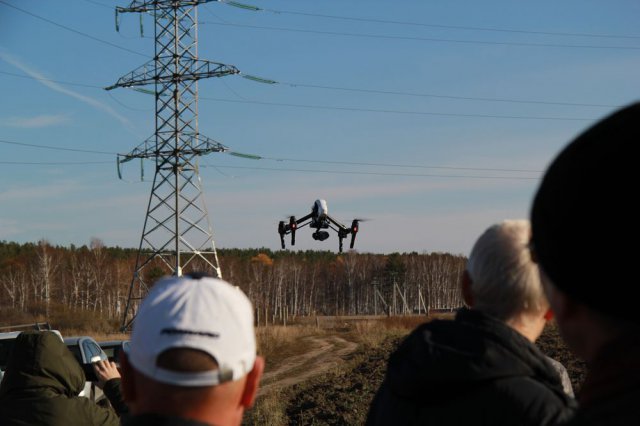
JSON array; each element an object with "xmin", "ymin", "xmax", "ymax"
[{"xmin": 93, "ymin": 359, "xmax": 121, "ymax": 389}]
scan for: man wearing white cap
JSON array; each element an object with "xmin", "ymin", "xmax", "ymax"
[{"xmin": 119, "ymin": 273, "xmax": 264, "ymax": 426}]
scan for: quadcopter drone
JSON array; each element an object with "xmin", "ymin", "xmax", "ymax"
[{"xmin": 278, "ymin": 199, "xmax": 362, "ymax": 253}]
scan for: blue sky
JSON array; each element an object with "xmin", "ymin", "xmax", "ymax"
[{"xmin": 1, "ymin": 0, "xmax": 639, "ymax": 255}]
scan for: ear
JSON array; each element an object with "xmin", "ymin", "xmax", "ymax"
[
  {"xmin": 461, "ymin": 270, "xmax": 474, "ymax": 307},
  {"xmin": 119, "ymin": 351, "xmax": 137, "ymax": 405},
  {"xmin": 543, "ymin": 308, "xmax": 554, "ymax": 321},
  {"xmin": 240, "ymin": 356, "xmax": 265, "ymax": 408},
  {"xmin": 539, "ymin": 269, "xmax": 572, "ymax": 323}
]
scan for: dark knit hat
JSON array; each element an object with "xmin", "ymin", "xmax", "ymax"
[{"xmin": 531, "ymin": 102, "xmax": 639, "ymax": 322}]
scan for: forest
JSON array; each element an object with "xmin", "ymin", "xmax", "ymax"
[{"xmin": 0, "ymin": 239, "xmax": 466, "ymax": 330}]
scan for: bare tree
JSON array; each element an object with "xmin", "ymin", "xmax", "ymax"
[
  {"xmin": 1, "ymin": 263, "xmax": 28, "ymax": 310},
  {"xmin": 34, "ymin": 240, "xmax": 58, "ymax": 318}
]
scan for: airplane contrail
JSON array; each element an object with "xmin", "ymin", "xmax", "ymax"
[{"xmin": 0, "ymin": 49, "xmax": 133, "ymax": 128}]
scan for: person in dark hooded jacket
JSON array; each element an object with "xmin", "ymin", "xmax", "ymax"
[
  {"xmin": 366, "ymin": 220, "xmax": 576, "ymax": 426},
  {"xmin": 530, "ymin": 102, "xmax": 640, "ymax": 426},
  {"xmin": 0, "ymin": 330, "xmax": 121, "ymax": 426}
]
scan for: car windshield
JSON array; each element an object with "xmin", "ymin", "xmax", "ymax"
[
  {"xmin": 100, "ymin": 341, "xmax": 130, "ymax": 362},
  {"xmin": 101, "ymin": 346, "xmax": 117, "ymax": 359}
]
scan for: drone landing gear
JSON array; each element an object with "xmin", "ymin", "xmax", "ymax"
[
  {"xmin": 278, "ymin": 221, "xmax": 286, "ymax": 249},
  {"xmin": 289, "ymin": 216, "xmax": 297, "ymax": 246}
]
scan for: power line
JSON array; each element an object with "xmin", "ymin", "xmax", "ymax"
[
  {"xmin": 0, "ymin": 63, "xmax": 600, "ymax": 121},
  {"xmin": 202, "ymin": 21, "xmax": 640, "ymax": 51},
  {"xmin": 199, "ymin": 96, "xmax": 594, "ymax": 121},
  {"xmin": 107, "ymin": 91, "xmax": 153, "ymax": 111},
  {"xmin": 262, "ymin": 8, "xmax": 640, "ymax": 40},
  {"xmin": 1, "ymin": 68, "xmax": 596, "ymax": 120},
  {"xmin": 0, "ymin": 70, "xmax": 103, "ymax": 89},
  {"xmin": 256, "ymin": 157, "xmax": 542, "ymax": 173},
  {"xmin": 0, "ymin": 138, "xmax": 543, "ymax": 174},
  {"xmin": 0, "ymin": 10, "xmax": 624, "ymax": 110},
  {"xmin": 0, "ymin": 159, "xmax": 540, "ymax": 181},
  {"xmin": 203, "ymin": 1, "xmax": 231, "ymax": 24},
  {"xmin": 0, "ymin": 70, "xmax": 151, "ymax": 111},
  {"xmin": 5, "ymin": 64, "xmax": 594, "ymax": 119},
  {"xmin": 202, "ymin": 164, "xmax": 540, "ymax": 181},
  {"xmin": 0, "ymin": 139, "xmax": 115, "ymax": 155},
  {"xmin": 0, "ymin": 160, "xmax": 111, "ymax": 165},
  {"xmin": 78, "ymin": 0, "xmax": 112, "ymax": 9},
  {"xmin": 277, "ymin": 81, "xmax": 619, "ymax": 108},
  {"xmin": 1, "ymin": 68, "xmax": 618, "ymax": 110},
  {"xmin": 0, "ymin": 1, "xmax": 148, "ymax": 58}
]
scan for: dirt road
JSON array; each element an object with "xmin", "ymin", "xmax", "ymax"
[{"xmin": 258, "ymin": 335, "xmax": 358, "ymax": 396}]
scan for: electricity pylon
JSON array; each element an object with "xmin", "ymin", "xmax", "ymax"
[{"xmin": 106, "ymin": 0, "xmax": 238, "ymax": 331}]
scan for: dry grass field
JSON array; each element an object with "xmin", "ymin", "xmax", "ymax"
[{"xmin": 245, "ymin": 316, "xmax": 586, "ymax": 426}]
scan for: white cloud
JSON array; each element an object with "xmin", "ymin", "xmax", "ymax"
[{"xmin": 0, "ymin": 114, "xmax": 70, "ymax": 128}]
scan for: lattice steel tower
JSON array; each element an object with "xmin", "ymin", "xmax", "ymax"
[{"xmin": 106, "ymin": 0, "xmax": 238, "ymax": 330}]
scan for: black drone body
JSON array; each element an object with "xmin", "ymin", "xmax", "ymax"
[{"xmin": 278, "ymin": 199, "xmax": 361, "ymax": 252}]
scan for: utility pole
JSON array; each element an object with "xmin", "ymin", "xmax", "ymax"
[{"xmin": 106, "ymin": 0, "xmax": 239, "ymax": 330}]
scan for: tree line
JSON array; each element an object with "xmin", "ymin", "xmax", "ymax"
[{"xmin": 0, "ymin": 240, "xmax": 466, "ymax": 328}]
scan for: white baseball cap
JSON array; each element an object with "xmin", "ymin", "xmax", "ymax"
[{"xmin": 128, "ymin": 274, "xmax": 256, "ymax": 386}]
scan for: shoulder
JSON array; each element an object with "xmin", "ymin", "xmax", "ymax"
[
  {"xmin": 1, "ymin": 395, "xmax": 121, "ymax": 426},
  {"xmin": 63, "ymin": 395, "xmax": 121, "ymax": 426}
]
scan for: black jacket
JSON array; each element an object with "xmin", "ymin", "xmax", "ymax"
[
  {"xmin": 0, "ymin": 331, "xmax": 120, "ymax": 426},
  {"xmin": 366, "ymin": 309, "xmax": 576, "ymax": 426}
]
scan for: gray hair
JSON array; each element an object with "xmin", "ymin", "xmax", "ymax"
[{"xmin": 467, "ymin": 219, "xmax": 547, "ymax": 321}]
